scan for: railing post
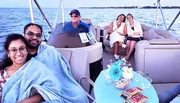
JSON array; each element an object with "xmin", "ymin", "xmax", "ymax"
[
  {"xmin": 53, "ymin": 0, "xmax": 62, "ymax": 28},
  {"xmin": 61, "ymin": 0, "xmax": 65, "ymax": 26},
  {"xmin": 29, "ymin": 0, "xmax": 34, "ymax": 23},
  {"xmin": 34, "ymin": 0, "xmax": 53, "ymax": 30},
  {"xmin": 158, "ymin": 1, "xmax": 167, "ymax": 29},
  {"xmin": 168, "ymin": 11, "xmax": 180, "ymax": 30},
  {"xmin": 155, "ymin": 0, "xmax": 159, "ymax": 28}
]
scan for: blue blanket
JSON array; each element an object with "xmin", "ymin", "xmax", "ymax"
[
  {"xmin": 35, "ymin": 42, "xmax": 89, "ymax": 103},
  {"xmin": 2, "ymin": 58, "xmax": 63, "ymax": 103}
]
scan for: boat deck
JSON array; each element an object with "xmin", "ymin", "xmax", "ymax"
[{"xmin": 102, "ymin": 50, "xmax": 135, "ymax": 70}]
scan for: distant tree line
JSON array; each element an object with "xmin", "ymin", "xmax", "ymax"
[{"xmin": 79, "ymin": 6, "xmax": 180, "ymax": 9}]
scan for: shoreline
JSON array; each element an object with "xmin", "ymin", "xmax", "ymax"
[{"xmin": 79, "ymin": 6, "xmax": 180, "ymax": 9}]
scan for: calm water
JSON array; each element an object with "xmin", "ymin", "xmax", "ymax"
[
  {"xmin": 0, "ymin": 8, "xmax": 180, "ymax": 59},
  {"xmin": 0, "ymin": 8, "xmax": 180, "ymax": 37}
]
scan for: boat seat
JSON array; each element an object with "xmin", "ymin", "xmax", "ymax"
[
  {"xmin": 135, "ymin": 24, "xmax": 180, "ymax": 95},
  {"xmin": 97, "ymin": 23, "xmax": 126, "ymax": 55},
  {"xmin": 56, "ymin": 48, "xmax": 90, "ymax": 92},
  {"xmin": 47, "ymin": 31, "xmax": 103, "ymax": 93},
  {"xmin": 54, "ymin": 42, "xmax": 103, "ymax": 92}
]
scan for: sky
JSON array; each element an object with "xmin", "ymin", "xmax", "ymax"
[{"xmin": 0, "ymin": 0, "xmax": 179, "ymax": 8}]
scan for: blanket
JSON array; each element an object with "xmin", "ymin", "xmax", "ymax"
[
  {"xmin": 35, "ymin": 42, "xmax": 89, "ymax": 103},
  {"xmin": 2, "ymin": 58, "xmax": 63, "ymax": 103}
]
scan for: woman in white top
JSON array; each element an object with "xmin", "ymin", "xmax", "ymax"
[
  {"xmin": 125, "ymin": 13, "xmax": 143, "ymax": 61},
  {"xmin": 108, "ymin": 14, "xmax": 127, "ymax": 60}
]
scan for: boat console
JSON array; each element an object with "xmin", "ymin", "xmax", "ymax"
[{"xmin": 47, "ymin": 19, "xmax": 103, "ymax": 93}]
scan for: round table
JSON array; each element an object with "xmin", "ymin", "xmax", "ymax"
[{"xmin": 94, "ymin": 70, "xmax": 159, "ymax": 103}]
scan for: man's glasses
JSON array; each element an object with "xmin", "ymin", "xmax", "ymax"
[
  {"xmin": 8, "ymin": 46, "xmax": 27, "ymax": 54},
  {"xmin": 26, "ymin": 31, "xmax": 42, "ymax": 39},
  {"xmin": 71, "ymin": 15, "xmax": 78, "ymax": 18}
]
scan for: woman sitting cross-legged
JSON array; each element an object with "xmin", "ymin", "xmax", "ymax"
[
  {"xmin": 0, "ymin": 34, "xmax": 63, "ymax": 103},
  {"xmin": 125, "ymin": 13, "xmax": 143, "ymax": 61},
  {"xmin": 107, "ymin": 14, "xmax": 127, "ymax": 60}
]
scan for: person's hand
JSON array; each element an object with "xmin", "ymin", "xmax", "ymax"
[
  {"xmin": 118, "ymin": 32, "xmax": 124, "ymax": 36},
  {"xmin": 108, "ymin": 30, "xmax": 113, "ymax": 35},
  {"xmin": 120, "ymin": 33, "xmax": 123, "ymax": 36},
  {"xmin": 17, "ymin": 100, "xmax": 26, "ymax": 103},
  {"xmin": 17, "ymin": 94, "xmax": 43, "ymax": 103},
  {"xmin": 17, "ymin": 99, "xmax": 32, "ymax": 103}
]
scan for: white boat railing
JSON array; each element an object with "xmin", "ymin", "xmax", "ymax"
[
  {"xmin": 53, "ymin": 0, "xmax": 65, "ymax": 28},
  {"xmin": 28, "ymin": 0, "xmax": 65, "ymax": 31},
  {"xmin": 155, "ymin": 0, "xmax": 167, "ymax": 29},
  {"xmin": 28, "ymin": 0, "xmax": 53, "ymax": 30},
  {"xmin": 28, "ymin": 0, "xmax": 179, "ymax": 33},
  {"xmin": 61, "ymin": 0, "xmax": 65, "ymax": 27},
  {"xmin": 168, "ymin": 11, "xmax": 180, "ymax": 30},
  {"xmin": 29, "ymin": 0, "xmax": 34, "ymax": 23},
  {"xmin": 34, "ymin": 0, "xmax": 53, "ymax": 30},
  {"xmin": 53, "ymin": 0, "xmax": 61, "ymax": 28},
  {"xmin": 155, "ymin": 0, "xmax": 159, "ymax": 28},
  {"xmin": 155, "ymin": 0, "xmax": 180, "ymax": 31}
]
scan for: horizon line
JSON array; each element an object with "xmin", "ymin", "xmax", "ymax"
[{"xmin": 0, "ymin": 5, "xmax": 180, "ymax": 9}]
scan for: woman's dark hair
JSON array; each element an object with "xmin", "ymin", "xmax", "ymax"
[
  {"xmin": 24, "ymin": 23, "xmax": 43, "ymax": 34},
  {"xmin": 0, "ymin": 33, "xmax": 31, "ymax": 70},
  {"xmin": 4, "ymin": 34, "xmax": 27, "ymax": 51},
  {"xmin": 127, "ymin": 13, "xmax": 134, "ymax": 19},
  {"xmin": 116, "ymin": 14, "xmax": 126, "ymax": 22}
]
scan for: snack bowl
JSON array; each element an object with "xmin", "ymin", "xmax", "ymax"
[{"xmin": 114, "ymin": 78, "xmax": 131, "ymax": 89}]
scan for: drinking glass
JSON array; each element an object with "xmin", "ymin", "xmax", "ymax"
[
  {"xmin": 103, "ymin": 69, "xmax": 113, "ymax": 84},
  {"xmin": 133, "ymin": 71, "xmax": 144, "ymax": 89},
  {"xmin": 141, "ymin": 76, "xmax": 152, "ymax": 90},
  {"xmin": 133, "ymin": 71, "xmax": 153, "ymax": 90},
  {"xmin": 134, "ymin": 71, "xmax": 144, "ymax": 82}
]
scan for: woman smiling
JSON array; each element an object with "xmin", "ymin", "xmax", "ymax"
[{"xmin": 0, "ymin": 34, "xmax": 63, "ymax": 103}]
